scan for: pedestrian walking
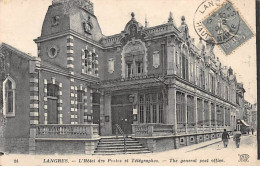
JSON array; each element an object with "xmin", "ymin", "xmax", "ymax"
[
  {"xmin": 222, "ymin": 129, "xmax": 230, "ymax": 148},
  {"xmin": 251, "ymin": 128, "xmax": 254, "ymax": 135},
  {"xmin": 233, "ymin": 129, "xmax": 242, "ymax": 148}
]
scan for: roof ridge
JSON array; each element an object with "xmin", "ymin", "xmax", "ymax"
[{"xmin": 0, "ymin": 42, "xmax": 36, "ymax": 60}]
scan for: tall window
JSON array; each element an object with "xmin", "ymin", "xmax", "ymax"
[
  {"xmin": 225, "ymin": 86, "xmax": 229, "ymax": 100},
  {"xmin": 211, "ymin": 75, "xmax": 215, "ymax": 94},
  {"xmin": 3, "ymin": 77, "xmax": 16, "ymax": 117},
  {"xmin": 176, "ymin": 92, "xmax": 185, "ymax": 124},
  {"xmin": 204, "ymin": 101, "xmax": 209, "ymax": 125},
  {"xmin": 211, "ymin": 103, "xmax": 215, "ymax": 125},
  {"xmin": 216, "ymin": 105, "xmax": 221, "ymax": 125},
  {"xmin": 200, "ymin": 68, "xmax": 205, "ymax": 89},
  {"xmin": 82, "ymin": 49, "xmax": 98, "ymax": 76},
  {"xmin": 47, "ymin": 84, "xmax": 59, "ymax": 124},
  {"xmin": 138, "ymin": 93, "xmax": 164, "ymax": 123},
  {"xmin": 181, "ymin": 53, "xmax": 189, "ymax": 81},
  {"xmin": 139, "ymin": 95, "xmax": 144, "ymax": 123},
  {"xmin": 158, "ymin": 93, "xmax": 163, "ymax": 123},
  {"xmin": 77, "ymin": 90, "xmax": 84, "ymax": 110},
  {"xmin": 217, "ymin": 81, "xmax": 221, "ymax": 96},
  {"xmin": 197, "ymin": 98, "xmax": 203, "ymax": 125},
  {"xmin": 225, "ymin": 108, "xmax": 230, "ymax": 126},
  {"xmin": 145, "ymin": 95, "xmax": 151, "ymax": 123},
  {"xmin": 77, "ymin": 90, "xmax": 84, "ymax": 124},
  {"xmin": 187, "ymin": 95, "xmax": 195, "ymax": 124}
]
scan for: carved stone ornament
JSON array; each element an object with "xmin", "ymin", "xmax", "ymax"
[
  {"xmin": 153, "ymin": 51, "xmax": 160, "ymax": 68},
  {"xmin": 51, "ymin": 15, "xmax": 60, "ymax": 26},
  {"xmin": 83, "ymin": 16, "xmax": 93, "ymax": 34}
]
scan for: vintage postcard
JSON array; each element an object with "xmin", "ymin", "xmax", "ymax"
[{"xmin": 0, "ymin": 0, "xmax": 258, "ymax": 166}]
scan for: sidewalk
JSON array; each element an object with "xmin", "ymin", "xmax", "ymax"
[{"xmin": 180, "ymin": 138, "xmax": 223, "ymax": 153}]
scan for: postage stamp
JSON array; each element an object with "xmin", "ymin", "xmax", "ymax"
[
  {"xmin": 194, "ymin": 0, "xmax": 254, "ymax": 55},
  {"xmin": 0, "ymin": 0, "xmax": 258, "ymax": 166}
]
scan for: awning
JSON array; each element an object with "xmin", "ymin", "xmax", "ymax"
[{"xmin": 241, "ymin": 120, "xmax": 250, "ymax": 127}]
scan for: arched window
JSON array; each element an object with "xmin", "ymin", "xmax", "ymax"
[
  {"xmin": 3, "ymin": 77, "xmax": 16, "ymax": 117},
  {"xmin": 122, "ymin": 40, "xmax": 147, "ymax": 78}
]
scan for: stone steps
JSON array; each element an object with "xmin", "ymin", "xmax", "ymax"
[{"xmin": 94, "ymin": 137, "xmax": 150, "ymax": 155}]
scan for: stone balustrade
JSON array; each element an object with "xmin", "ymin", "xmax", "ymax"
[
  {"xmin": 34, "ymin": 124, "xmax": 99, "ymax": 139},
  {"xmin": 132, "ymin": 123, "xmax": 174, "ymax": 137}
]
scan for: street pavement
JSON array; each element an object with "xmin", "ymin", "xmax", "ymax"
[{"xmin": 147, "ymin": 133, "xmax": 259, "ymax": 165}]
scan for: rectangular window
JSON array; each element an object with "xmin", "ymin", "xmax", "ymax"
[
  {"xmin": 182, "ymin": 55, "xmax": 186, "ymax": 79},
  {"xmin": 152, "ymin": 104, "xmax": 157, "ymax": 123},
  {"xmin": 146, "ymin": 95, "xmax": 151, "ymax": 123},
  {"xmin": 187, "ymin": 95, "xmax": 194, "ymax": 124},
  {"xmin": 127, "ymin": 63, "xmax": 132, "ymax": 78},
  {"xmin": 139, "ymin": 95, "xmax": 144, "ymax": 123},
  {"xmin": 225, "ymin": 108, "xmax": 230, "ymax": 126},
  {"xmin": 176, "ymin": 92, "xmax": 185, "ymax": 124},
  {"xmin": 212, "ymin": 76, "xmax": 215, "ymax": 94},
  {"xmin": 197, "ymin": 98, "xmax": 203, "ymax": 125},
  {"xmin": 211, "ymin": 103, "xmax": 215, "ymax": 125},
  {"xmin": 136, "ymin": 62, "xmax": 143, "ymax": 74},
  {"xmin": 77, "ymin": 90, "xmax": 84, "ymax": 110},
  {"xmin": 204, "ymin": 101, "xmax": 209, "ymax": 125},
  {"xmin": 138, "ymin": 93, "xmax": 164, "ymax": 124}
]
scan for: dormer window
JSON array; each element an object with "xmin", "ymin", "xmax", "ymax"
[{"xmin": 122, "ymin": 40, "xmax": 147, "ymax": 78}]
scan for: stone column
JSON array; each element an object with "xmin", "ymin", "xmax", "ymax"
[
  {"xmin": 99, "ymin": 91, "xmax": 104, "ymax": 135},
  {"xmin": 173, "ymin": 87, "xmax": 177, "ymax": 134},
  {"xmin": 103, "ymin": 91, "xmax": 112, "ymax": 135},
  {"xmin": 167, "ymin": 87, "xmax": 176, "ymax": 131}
]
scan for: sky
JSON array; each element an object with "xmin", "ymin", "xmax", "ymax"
[{"xmin": 0, "ymin": 0, "xmax": 257, "ymax": 104}]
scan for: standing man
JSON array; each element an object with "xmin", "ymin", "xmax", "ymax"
[
  {"xmin": 233, "ymin": 129, "xmax": 242, "ymax": 148},
  {"xmin": 251, "ymin": 128, "xmax": 254, "ymax": 135},
  {"xmin": 222, "ymin": 129, "xmax": 230, "ymax": 148}
]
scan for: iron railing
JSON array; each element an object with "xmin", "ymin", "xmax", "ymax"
[{"xmin": 115, "ymin": 124, "xmax": 126, "ymax": 153}]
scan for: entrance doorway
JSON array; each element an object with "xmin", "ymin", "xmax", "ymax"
[{"xmin": 111, "ymin": 105, "xmax": 133, "ymax": 135}]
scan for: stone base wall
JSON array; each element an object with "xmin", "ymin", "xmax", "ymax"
[
  {"xmin": 1, "ymin": 137, "xmax": 29, "ymax": 154},
  {"xmin": 35, "ymin": 140, "xmax": 99, "ymax": 155},
  {"xmin": 135, "ymin": 131, "xmax": 226, "ymax": 152}
]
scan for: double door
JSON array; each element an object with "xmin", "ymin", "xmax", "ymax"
[{"xmin": 112, "ymin": 105, "xmax": 133, "ymax": 135}]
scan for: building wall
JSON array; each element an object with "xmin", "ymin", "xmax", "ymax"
[{"xmin": 0, "ymin": 49, "xmax": 31, "ymax": 153}]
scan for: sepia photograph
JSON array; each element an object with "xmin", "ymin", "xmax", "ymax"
[{"xmin": 0, "ymin": 0, "xmax": 258, "ymax": 166}]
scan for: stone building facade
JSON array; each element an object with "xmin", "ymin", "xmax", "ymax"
[{"xmin": 0, "ymin": 0, "xmax": 247, "ymax": 154}]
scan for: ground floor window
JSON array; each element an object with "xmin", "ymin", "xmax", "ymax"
[
  {"xmin": 138, "ymin": 92, "xmax": 164, "ymax": 123},
  {"xmin": 176, "ymin": 92, "xmax": 185, "ymax": 124},
  {"xmin": 211, "ymin": 103, "xmax": 215, "ymax": 125},
  {"xmin": 204, "ymin": 101, "xmax": 209, "ymax": 125},
  {"xmin": 197, "ymin": 98, "xmax": 203, "ymax": 125},
  {"xmin": 225, "ymin": 108, "xmax": 230, "ymax": 126},
  {"xmin": 187, "ymin": 95, "xmax": 195, "ymax": 124},
  {"xmin": 3, "ymin": 77, "xmax": 16, "ymax": 117}
]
